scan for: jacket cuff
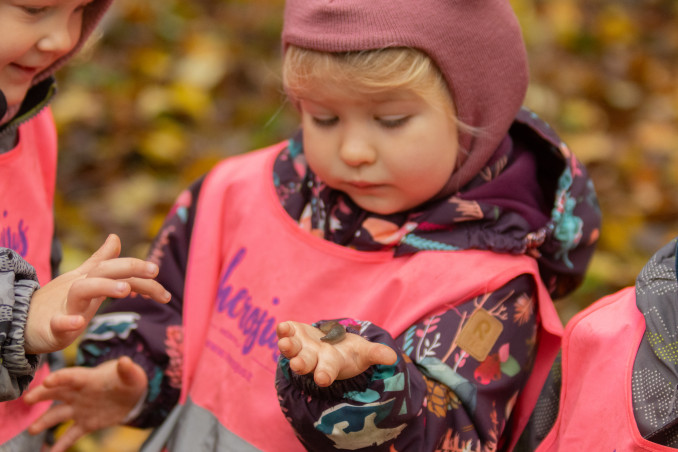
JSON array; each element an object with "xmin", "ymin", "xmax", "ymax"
[
  {"xmin": 0, "ymin": 249, "xmax": 41, "ymax": 383},
  {"xmin": 285, "ymin": 362, "xmax": 374, "ymax": 400},
  {"xmin": 4, "ymin": 279, "xmax": 41, "ymax": 375}
]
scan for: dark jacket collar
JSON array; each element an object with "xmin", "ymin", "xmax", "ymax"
[{"xmin": 0, "ymin": 77, "xmax": 56, "ymax": 154}]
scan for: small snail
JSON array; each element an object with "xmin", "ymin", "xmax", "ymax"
[{"xmin": 319, "ymin": 321, "xmax": 346, "ymax": 344}]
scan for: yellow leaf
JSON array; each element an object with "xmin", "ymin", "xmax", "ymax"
[
  {"xmin": 170, "ymin": 82, "xmax": 212, "ymax": 120},
  {"xmin": 139, "ymin": 121, "xmax": 188, "ymax": 164}
]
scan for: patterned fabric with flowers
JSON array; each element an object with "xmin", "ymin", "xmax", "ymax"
[{"xmin": 276, "ymin": 275, "xmax": 538, "ymax": 451}]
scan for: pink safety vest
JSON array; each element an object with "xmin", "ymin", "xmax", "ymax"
[
  {"xmin": 0, "ymin": 108, "xmax": 57, "ymax": 444},
  {"xmin": 176, "ymin": 143, "xmax": 563, "ymax": 451},
  {"xmin": 537, "ymin": 287, "xmax": 677, "ymax": 451}
]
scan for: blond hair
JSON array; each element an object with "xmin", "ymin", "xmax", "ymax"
[{"xmin": 282, "ymin": 45, "xmax": 476, "ymax": 143}]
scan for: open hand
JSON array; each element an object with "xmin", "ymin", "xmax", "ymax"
[
  {"xmin": 24, "ymin": 234, "xmax": 170, "ymax": 355},
  {"xmin": 24, "ymin": 357, "xmax": 147, "ymax": 452},
  {"xmin": 277, "ymin": 321, "xmax": 397, "ymax": 387}
]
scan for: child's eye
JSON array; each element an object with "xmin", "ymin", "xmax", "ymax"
[
  {"xmin": 378, "ymin": 116, "xmax": 410, "ymax": 129},
  {"xmin": 21, "ymin": 5, "xmax": 48, "ymax": 14},
  {"xmin": 312, "ymin": 116, "xmax": 339, "ymax": 127}
]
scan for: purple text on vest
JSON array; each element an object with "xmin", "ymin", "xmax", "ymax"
[
  {"xmin": 215, "ymin": 247, "xmax": 280, "ymax": 363},
  {"xmin": 1, "ymin": 211, "xmax": 29, "ymax": 257}
]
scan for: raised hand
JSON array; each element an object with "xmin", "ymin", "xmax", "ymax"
[
  {"xmin": 24, "ymin": 357, "xmax": 148, "ymax": 452},
  {"xmin": 277, "ymin": 321, "xmax": 397, "ymax": 387},
  {"xmin": 24, "ymin": 234, "xmax": 170, "ymax": 355}
]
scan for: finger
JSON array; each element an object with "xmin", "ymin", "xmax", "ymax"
[
  {"xmin": 85, "ymin": 258, "xmax": 159, "ymax": 281},
  {"xmin": 24, "ymin": 386, "xmax": 65, "ymax": 405},
  {"xmin": 313, "ymin": 346, "xmax": 344, "ymax": 387},
  {"xmin": 42, "ymin": 367, "xmax": 88, "ymax": 390},
  {"xmin": 276, "ymin": 321, "xmax": 294, "ymax": 339},
  {"xmin": 27, "ymin": 403, "xmax": 73, "ymax": 434},
  {"xmin": 116, "ymin": 356, "xmax": 147, "ymax": 388},
  {"xmin": 365, "ymin": 343, "xmax": 398, "ymax": 367},
  {"xmin": 25, "ymin": 370, "xmax": 83, "ymax": 404},
  {"xmin": 122, "ymin": 278, "xmax": 171, "ymax": 304},
  {"xmin": 66, "ymin": 279, "xmax": 131, "ymax": 315},
  {"xmin": 69, "ymin": 278, "xmax": 131, "ymax": 300},
  {"xmin": 277, "ymin": 336, "xmax": 301, "ymax": 359},
  {"xmin": 289, "ymin": 349, "xmax": 318, "ymax": 376},
  {"xmin": 79, "ymin": 234, "xmax": 122, "ymax": 273},
  {"xmin": 313, "ymin": 363, "xmax": 339, "ymax": 387},
  {"xmin": 50, "ymin": 315, "xmax": 86, "ymax": 335},
  {"xmin": 50, "ymin": 424, "xmax": 88, "ymax": 452}
]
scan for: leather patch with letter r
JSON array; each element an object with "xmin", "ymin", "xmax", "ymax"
[{"xmin": 456, "ymin": 309, "xmax": 503, "ymax": 362}]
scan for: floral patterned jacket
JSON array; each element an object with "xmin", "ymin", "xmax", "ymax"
[{"xmin": 77, "ymin": 108, "xmax": 601, "ymax": 451}]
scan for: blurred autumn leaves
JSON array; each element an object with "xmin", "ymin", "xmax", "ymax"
[
  {"xmin": 514, "ymin": 0, "xmax": 678, "ymax": 318},
  {"xmin": 48, "ymin": 0, "xmax": 676, "ymax": 450},
  {"xmin": 54, "ymin": 0, "xmax": 294, "ymax": 269}
]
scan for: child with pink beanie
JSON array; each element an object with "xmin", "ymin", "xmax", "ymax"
[{"xmin": 26, "ymin": 0, "xmax": 600, "ymax": 451}]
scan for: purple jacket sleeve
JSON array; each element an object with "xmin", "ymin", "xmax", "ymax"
[
  {"xmin": 76, "ymin": 179, "xmax": 204, "ymax": 428},
  {"xmin": 276, "ymin": 274, "xmax": 538, "ymax": 451}
]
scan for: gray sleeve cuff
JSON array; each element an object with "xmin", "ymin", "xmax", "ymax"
[
  {"xmin": 0, "ymin": 248, "xmax": 41, "ymax": 399},
  {"xmin": 3, "ymin": 279, "xmax": 41, "ymax": 375}
]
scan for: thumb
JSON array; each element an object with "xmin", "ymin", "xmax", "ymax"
[
  {"xmin": 367, "ymin": 343, "xmax": 398, "ymax": 367},
  {"xmin": 116, "ymin": 356, "xmax": 147, "ymax": 389}
]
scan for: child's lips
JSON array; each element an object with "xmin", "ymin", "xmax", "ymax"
[
  {"xmin": 346, "ymin": 180, "xmax": 383, "ymax": 189},
  {"xmin": 10, "ymin": 63, "xmax": 40, "ymax": 78}
]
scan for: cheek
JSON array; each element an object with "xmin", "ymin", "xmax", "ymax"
[
  {"xmin": 397, "ymin": 141, "xmax": 457, "ymax": 181},
  {"xmin": 301, "ymin": 129, "xmax": 332, "ymax": 176},
  {"xmin": 65, "ymin": 20, "xmax": 84, "ymax": 53},
  {"xmin": 0, "ymin": 40, "xmax": 24, "ymax": 67}
]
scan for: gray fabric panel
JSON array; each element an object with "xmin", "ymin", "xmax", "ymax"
[
  {"xmin": 0, "ymin": 429, "xmax": 46, "ymax": 451},
  {"xmin": 633, "ymin": 238, "xmax": 678, "ymax": 445},
  {"xmin": 141, "ymin": 398, "xmax": 262, "ymax": 452}
]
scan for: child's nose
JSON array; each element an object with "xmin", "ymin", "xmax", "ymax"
[
  {"xmin": 339, "ymin": 134, "xmax": 377, "ymax": 167},
  {"xmin": 37, "ymin": 21, "xmax": 80, "ymax": 55}
]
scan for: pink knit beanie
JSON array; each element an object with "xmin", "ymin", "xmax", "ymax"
[
  {"xmin": 282, "ymin": 0, "xmax": 529, "ymax": 194},
  {"xmin": 34, "ymin": 0, "xmax": 114, "ymax": 84}
]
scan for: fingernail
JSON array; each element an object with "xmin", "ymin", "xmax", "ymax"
[
  {"xmin": 116, "ymin": 282, "xmax": 128, "ymax": 293},
  {"xmin": 163, "ymin": 291, "xmax": 171, "ymax": 302},
  {"xmin": 147, "ymin": 263, "xmax": 159, "ymax": 275}
]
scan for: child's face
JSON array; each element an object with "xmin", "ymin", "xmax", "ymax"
[
  {"xmin": 299, "ymin": 83, "xmax": 459, "ymax": 215},
  {"xmin": 0, "ymin": 0, "xmax": 89, "ymax": 108}
]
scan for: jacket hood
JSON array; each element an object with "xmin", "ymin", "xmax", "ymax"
[
  {"xmin": 494, "ymin": 108, "xmax": 602, "ymax": 298},
  {"xmin": 414, "ymin": 107, "xmax": 601, "ymax": 299}
]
